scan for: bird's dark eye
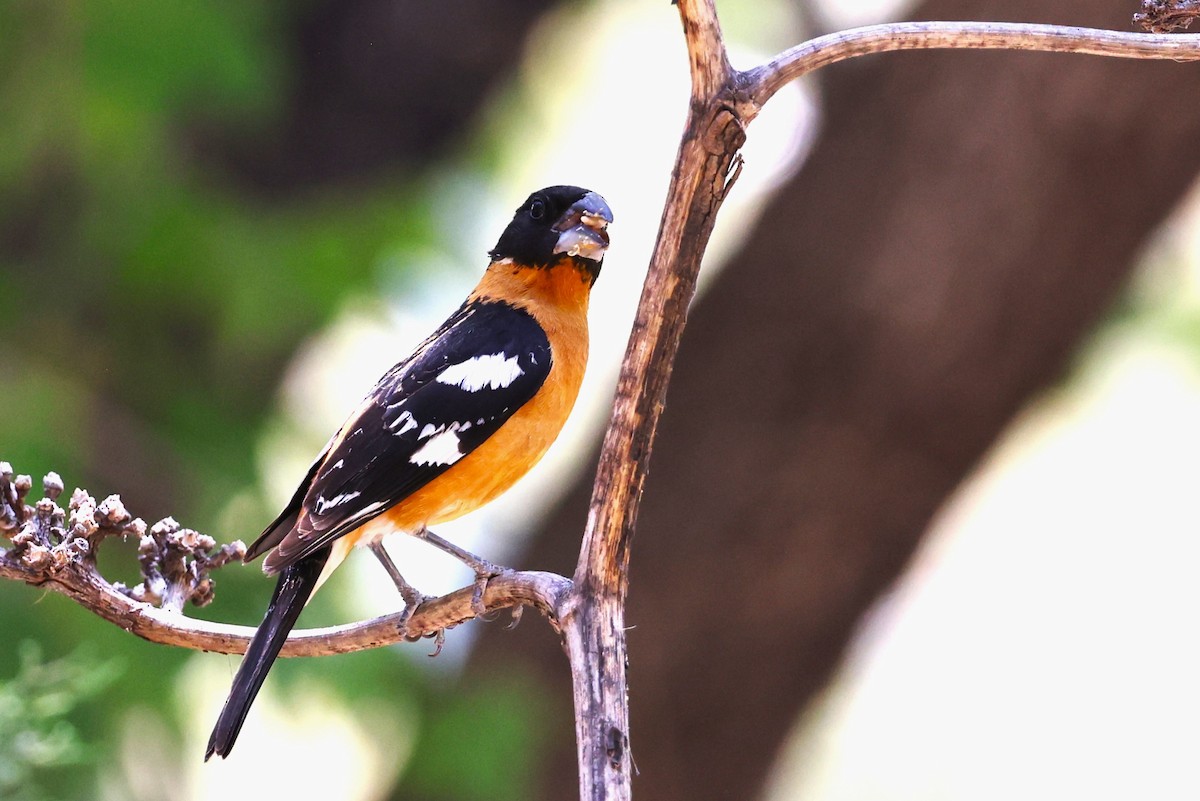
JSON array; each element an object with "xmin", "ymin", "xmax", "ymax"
[{"xmin": 529, "ymin": 199, "xmax": 546, "ymax": 220}]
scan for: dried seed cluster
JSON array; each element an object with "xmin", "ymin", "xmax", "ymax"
[
  {"xmin": 1134, "ymin": 0, "xmax": 1200, "ymax": 32},
  {"xmin": 117, "ymin": 517, "xmax": 245, "ymax": 612},
  {"xmin": 1, "ymin": 461, "xmax": 244, "ymax": 612}
]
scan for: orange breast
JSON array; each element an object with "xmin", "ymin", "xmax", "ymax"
[{"xmin": 353, "ymin": 258, "xmax": 592, "ymax": 542}]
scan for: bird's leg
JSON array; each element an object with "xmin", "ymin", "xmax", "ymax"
[
  {"xmin": 368, "ymin": 541, "xmax": 430, "ymax": 639},
  {"xmin": 413, "ymin": 526, "xmax": 509, "ymax": 616},
  {"xmin": 368, "ymin": 541, "xmax": 425, "ymax": 606}
]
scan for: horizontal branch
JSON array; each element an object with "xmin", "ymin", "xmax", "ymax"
[
  {"xmin": 0, "ymin": 548, "xmax": 569, "ymax": 657},
  {"xmin": 746, "ymin": 21, "xmax": 1200, "ymax": 110}
]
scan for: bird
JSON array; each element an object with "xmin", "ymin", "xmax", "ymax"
[{"xmin": 205, "ymin": 185, "xmax": 613, "ymax": 760}]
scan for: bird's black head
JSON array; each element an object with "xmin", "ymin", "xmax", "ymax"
[{"xmin": 489, "ymin": 185, "xmax": 613, "ymax": 281}]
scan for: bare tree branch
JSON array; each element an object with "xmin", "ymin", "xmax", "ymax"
[
  {"xmin": 6, "ymin": 6, "xmax": 1195, "ymax": 664},
  {"xmin": 561, "ymin": 0, "xmax": 743, "ymax": 797},
  {"xmin": 746, "ymin": 22, "xmax": 1200, "ymax": 111},
  {"xmin": 0, "ymin": 542, "xmax": 568, "ymax": 657},
  {"xmin": 0, "ymin": 462, "xmax": 568, "ymax": 656}
]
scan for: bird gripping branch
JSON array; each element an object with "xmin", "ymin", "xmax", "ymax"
[{"xmin": 206, "ymin": 185, "xmax": 613, "ymax": 760}]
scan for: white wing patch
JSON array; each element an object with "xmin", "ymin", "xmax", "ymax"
[
  {"xmin": 435, "ymin": 353, "xmax": 525, "ymax": 392},
  {"xmin": 315, "ymin": 490, "xmax": 361, "ymax": 513},
  {"xmin": 409, "ymin": 423, "xmax": 469, "ymax": 466},
  {"xmin": 388, "ymin": 410, "xmax": 418, "ymax": 435}
]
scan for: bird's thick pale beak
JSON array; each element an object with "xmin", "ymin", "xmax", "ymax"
[{"xmin": 553, "ymin": 191, "xmax": 613, "ymax": 262}]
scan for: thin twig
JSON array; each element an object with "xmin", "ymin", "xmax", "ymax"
[{"xmin": 746, "ymin": 22, "xmax": 1200, "ymax": 112}]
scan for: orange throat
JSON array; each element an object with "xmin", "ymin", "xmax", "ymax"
[{"xmin": 471, "ymin": 257, "xmax": 596, "ymax": 315}]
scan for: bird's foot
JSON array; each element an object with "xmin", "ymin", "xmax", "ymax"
[
  {"xmin": 372, "ymin": 540, "xmax": 443, "ymax": 643},
  {"xmin": 414, "ymin": 527, "xmax": 511, "ymax": 616},
  {"xmin": 465, "ymin": 555, "xmax": 513, "ymax": 617},
  {"xmin": 395, "ymin": 592, "xmax": 437, "ymax": 638}
]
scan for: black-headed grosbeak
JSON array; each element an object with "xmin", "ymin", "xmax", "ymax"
[{"xmin": 206, "ymin": 185, "xmax": 612, "ymax": 760}]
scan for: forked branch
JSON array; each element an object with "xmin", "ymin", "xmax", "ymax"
[{"xmin": 558, "ymin": 2, "xmax": 1200, "ymax": 799}]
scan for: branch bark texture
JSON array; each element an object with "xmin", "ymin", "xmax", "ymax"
[{"xmin": 560, "ymin": 3, "xmax": 743, "ymax": 796}]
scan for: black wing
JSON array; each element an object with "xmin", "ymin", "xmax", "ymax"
[{"xmin": 251, "ymin": 299, "xmax": 552, "ymax": 571}]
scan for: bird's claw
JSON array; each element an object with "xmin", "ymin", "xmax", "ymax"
[
  {"xmin": 399, "ymin": 607, "xmax": 445, "ymax": 657},
  {"xmin": 506, "ymin": 605, "xmax": 524, "ymax": 630}
]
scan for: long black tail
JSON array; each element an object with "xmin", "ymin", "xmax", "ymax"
[{"xmin": 205, "ymin": 547, "xmax": 330, "ymax": 760}]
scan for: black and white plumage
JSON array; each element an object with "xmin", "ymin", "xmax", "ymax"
[
  {"xmin": 248, "ymin": 298, "xmax": 553, "ymax": 572},
  {"xmin": 206, "ymin": 185, "xmax": 611, "ymax": 762}
]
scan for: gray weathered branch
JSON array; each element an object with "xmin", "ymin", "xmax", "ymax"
[{"xmin": 746, "ymin": 22, "xmax": 1200, "ymax": 113}]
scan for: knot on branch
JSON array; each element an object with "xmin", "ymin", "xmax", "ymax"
[
  {"xmin": 702, "ymin": 106, "xmax": 747, "ymax": 158},
  {"xmin": 115, "ymin": 517, "xmax": 246, "ymax": 613},
  {"xmin": 1134, "ymin": 0, "xmax": 1200, "ymax": 32}
]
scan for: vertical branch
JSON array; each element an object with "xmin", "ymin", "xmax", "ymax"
[{"xmin": 561, "ymin": 1, "xmax": 744, "ymax": 799}]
